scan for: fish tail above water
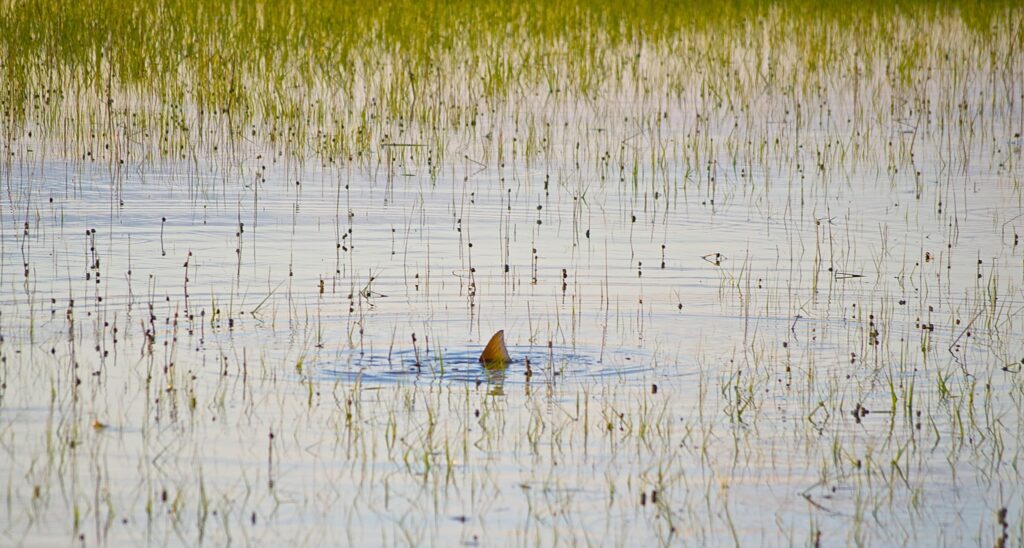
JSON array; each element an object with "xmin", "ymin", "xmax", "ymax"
[{"xmin": 479, "ymin": 330, "xmax": 511, "ymax": 366}]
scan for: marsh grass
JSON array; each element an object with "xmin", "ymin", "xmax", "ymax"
[{"xmin": 2, "ymin": 0, "xmax": 1021, "ymax": 168}]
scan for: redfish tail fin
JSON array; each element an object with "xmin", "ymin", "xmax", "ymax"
[{"xmin": 479, "ymin": 330, "xmax": 511, "ymax": 365}]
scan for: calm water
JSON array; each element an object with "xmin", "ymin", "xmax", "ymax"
[{"xmin": 2, "ymin": 36, "xmax": 1024, "ymax": 548}]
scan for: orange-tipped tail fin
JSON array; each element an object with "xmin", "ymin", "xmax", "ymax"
[{"xmin": 479, "ymin": 330, "xmax": 511, "ymax": 366}]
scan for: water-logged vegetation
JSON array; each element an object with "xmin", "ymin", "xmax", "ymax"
[{"xmin": 1, "ymin": 0, "xmax": 1023, "ymax": 545}]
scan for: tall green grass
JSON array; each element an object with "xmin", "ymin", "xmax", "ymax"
[{"xmin": 1, "ymin": 0, "xmax": 1020, "ymax": 161}]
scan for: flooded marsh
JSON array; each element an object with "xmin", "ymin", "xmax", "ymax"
[{"xmin": 1, "ymin": 1, "xmax": 1024, "ymax": 546}]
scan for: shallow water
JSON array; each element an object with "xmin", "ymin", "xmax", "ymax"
[
  {"xmin": 4, "ymin": 132, "xmax": 1021, "ymax": 546},
  {"xmin": 3, "ymin": 10, "xmax": 1024, "ymax": 547}
]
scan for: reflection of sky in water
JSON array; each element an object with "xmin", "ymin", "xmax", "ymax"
[
  {"xmin": 320, "ymin": 345, "xmax": 659, "ymax": 387},
  {"xmin": 5, "ymin": 140, "xmax": 1022, "ymax": 367},
  {"xmin": 0, "ymin": 68, "xmax": 1022, "ymax": 546}
]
